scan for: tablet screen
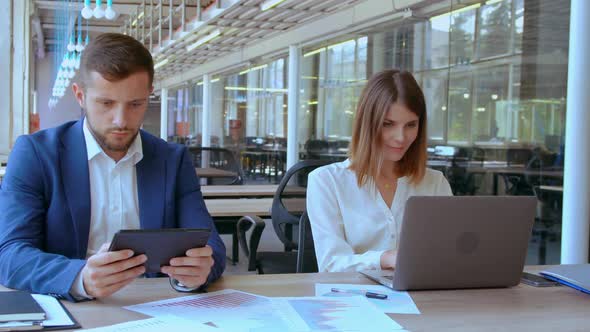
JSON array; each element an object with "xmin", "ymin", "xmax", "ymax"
[{"xmin": 108, "ymin": 228, "xmax": 211, "ymax": 273}]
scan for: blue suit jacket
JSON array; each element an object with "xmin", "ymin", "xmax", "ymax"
[{"xmin": 0, "ymin": 120, "xmax": 225, "ymax": 301}]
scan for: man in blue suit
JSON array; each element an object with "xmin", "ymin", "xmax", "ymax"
[{"xmin": 0, "ymin": 33, "xmax": 225, "ymax": 301}]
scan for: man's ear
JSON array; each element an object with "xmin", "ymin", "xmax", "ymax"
[{"xmin": 72, "ymin": 83, "xmax": 85, "ymax": 108}]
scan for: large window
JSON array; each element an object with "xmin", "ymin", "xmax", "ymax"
[
  {"xmin": 296, "ymin": 0, "xmax": 567, "ymax": 149},
  {"xmin": 299, "ymin": 37, "xmax": 367, "ymax": 148},
  {"xmin": 296, "ymin": 0, "xmax": 569, "ymax": 265}
]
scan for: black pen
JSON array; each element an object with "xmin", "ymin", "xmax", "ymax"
[{"xmin": 330, "ymin": 287, "xmax": 388, "ymax": 300}]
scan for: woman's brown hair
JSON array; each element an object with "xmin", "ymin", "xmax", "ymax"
[{"xmin": 349, "ymin": 69, "xmax": 428, "ymax": 186}]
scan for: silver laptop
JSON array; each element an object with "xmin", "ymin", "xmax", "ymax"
[{"xmin": 361, "ymin": 196, "xmax": 536, "ymax": 290}]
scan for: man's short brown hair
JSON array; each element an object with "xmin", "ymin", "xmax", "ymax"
[{"xmin": 80, "ymin": 33, "xmax": 154, "ymax": 87}]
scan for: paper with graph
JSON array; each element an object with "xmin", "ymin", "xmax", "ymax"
[
  {"xmin": 81, "ymin": 315, "xmax": 224, "ymax": 331},
  {"xmin": 315, "ymin": 283, "xmax": 421, "ymax": 314},
  {"xmin": 271, "ymin": 296, "xmax": 404, "ymax": 331},
  {"xmin": 125, "ymin": 290, "xmax": 296, "ymax": 331},
  {"xmin": 124, "ymin": 289, "xmax": 403, "ymax": 331}
]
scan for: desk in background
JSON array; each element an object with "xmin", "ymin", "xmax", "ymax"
[
  {"xmin": 195, "ymin": 168, "xmax": 237, "ymax": 178},
  {"xmin": 4, "ymin": 266, "xmax": 588, "ymax": 331},
  {"xmin": 203, "ymin": 198, "xmax": 305, "ymax": 264},
  {"xmin": 201, "ymin": 185, "xmax": 306, "ymax": 198},
  {"xmin": 539, "ymin": 185, "xmax": 563, "ymax": 193}
]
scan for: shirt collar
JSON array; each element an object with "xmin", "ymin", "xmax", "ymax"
[{"xmin": 83, "ymin": 118, "xmax": 144, "ymax": 165}]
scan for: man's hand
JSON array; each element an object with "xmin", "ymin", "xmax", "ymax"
[
  {"xmin": 380, "ymin": 249, "xmax": 397, "ymax": 270},
  {"xmin": 161, "ymin": 245, "xmax": 214, "ymax": 289},
  {"xmin": 81, "ymin": 243, "xmax": 147, "ymax": 298}
]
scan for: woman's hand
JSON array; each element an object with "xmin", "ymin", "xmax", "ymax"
[{"xmin": 380, "ymin": 250, "xmax": 397, "ymax": 270}]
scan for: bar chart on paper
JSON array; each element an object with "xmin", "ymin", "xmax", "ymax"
[
  {"xmin": 125, "ymin": 290, "xmax": 295, "ymax": 332},
  {"xmin": 272, "ymin": 297, "xmax": 404, "ymax": 331},
  {"xmin": 152, "ymin": 291, "xmax": 258, "ymax": 309},
  {"xmin": 125, "ymin": 290, "xmax": 404, "ymax": 331}
]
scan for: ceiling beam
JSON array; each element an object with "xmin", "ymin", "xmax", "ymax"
[
  {"xmin": 35, "ymin": 0, "xmax": 139, "ymax": 16},
  {"xmin": 42, "ymin": 23, "xmax": 120, "ymax": 33},
  {"xmin": 216, "ymin": 17, "xmax": 298, "ymax": 26},
  {"xmin": 34, "ymin": 0, "xmax": 203, "ymax": 16}
]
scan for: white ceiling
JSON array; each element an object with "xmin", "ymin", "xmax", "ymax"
[{"xmin": 33, "ymin": 0, "xmax": 364, "ymax": 81}]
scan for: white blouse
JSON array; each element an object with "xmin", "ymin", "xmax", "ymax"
[{"xmin": 307, "ymin": 159, "xmax": 453, "ymax": 272}]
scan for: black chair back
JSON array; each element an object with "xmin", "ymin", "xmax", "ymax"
[
  {"xmin": 271, "ymin": 160, "xmax": 331, "ymax": 251},
  {"xmin": 296, "ymin": 212, "xmax": 318, "ymax": 273}
]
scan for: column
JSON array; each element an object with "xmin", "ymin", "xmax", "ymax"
[
  {"xmin": 562, "ymin": 0, "xmax": 590, "ymax": 263},
  {"xmin": 0, "ymin": 0, "xmax": 12, "ymax": 162},
  {"xmin": 202, "ymin": 74, "xmax": 211, "ymax": 148},
  {"xmin": 287, "ymin": 45, "xmax": 300, "ymax": 169},
  {"xmin": 160, "ymin": 88, "xmax": 168, "ymax": 140}
]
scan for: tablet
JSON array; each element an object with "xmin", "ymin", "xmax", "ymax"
[{"xmin": 108, "ymin": 228, "xmax": 211, "ymax": 273}]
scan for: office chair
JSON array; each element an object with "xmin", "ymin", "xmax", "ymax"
[
  {"xmin": 531, "ymin": 185, "xmax": 562, "ymax": 264},
  {"xmin": 502, "ymin": 148, "xmax": 534, "ymax": 195},
  {"xmin": 296, "ymin": 212, "xmax": 318, "ymax": 273},
  {"xmin": 188, "ymin": 146, "xmax": 244, "ymax": 185},
  {"xmin": 447, "ymin": 147, "xmax": 485, "ymax": 195},
  {"xmin": 236, "ymin": 160, "xmax": 330, "ymax": 274}
]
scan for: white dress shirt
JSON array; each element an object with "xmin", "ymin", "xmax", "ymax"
[
  {"xmin": 71, "ymin": 119, "xmax": 143, "ymax": 298},
  {"xmin": 306, "ymin": 159, "xmax": 452, "ymax": 272}
]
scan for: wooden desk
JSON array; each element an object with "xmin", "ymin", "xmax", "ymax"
[
  {"xmin": 539, "ymin": 185, "xmax": 564, "ymax": 193},
  {"xmin": 204, "ymin": 198, "xmax": 305, "ymax": 217},
  {"xmin": 465, "ymin": 167, "xmax": 563, "ymax": 196},
  {"xmin": 195, "ymin": 168, "xmax": 238, "ymax": 178},
  {"xmin": 6, "ymin": 266, "xmax": 588, "ymax": 331},
  {"xmin": 201, "ymin": 185, "xmax": 306, "ymax": 198}
]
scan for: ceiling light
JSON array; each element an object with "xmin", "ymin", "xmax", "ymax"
[
  {"xmin": 303, "ymin": 48, "xmax": 325, "ymax": 57},
  {"xmin": 260, "ymin": 0, "xmax": 287, "ymax": 11},
  {"xmin": 94, "ymin": 0, "xmax": 105, "ymax": 19},
  {"xmin": 67, "ymin": 35, "xmax": 76, "ymax": 52},
  {"xmin": 75, "ymin": 32, "xmax": 84, "ymax": 52},
  {"xmin": 186, "ymin": 29, "xmax": 221, "ymax": 52},
  {"xmin": 154, "ymin": 59, "xmax": 169, "ymax": 69},
  {"xmin": 81, "ymin": 0, "xmax": 93, "ymax": 19},
  {"xmin": 105, "ymin": 0, "xmax": 118, "ymax": 20},
  {"xmin": 430, "ymin": 3, "xmax": 481, "ymax": 21}
]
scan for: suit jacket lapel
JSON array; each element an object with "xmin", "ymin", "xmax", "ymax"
[
  {"xmin": 136, "ymin": 131, "xmax": 165, "ymax": 230},
  {"xmin": 59, "ymin": 120, "xmax": 91, "ymax": 258}
]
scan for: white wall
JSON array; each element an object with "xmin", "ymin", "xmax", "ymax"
[
  {"xmin": 0, "ymin": 0, "xmax": 12, "ymax": 163},
  {"xmin": 36, "ymin": 53, "xmax": 83, "ymax": 129}
]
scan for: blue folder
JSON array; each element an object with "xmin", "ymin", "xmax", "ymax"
[{"xmin": 540, "ymin": 264, "xmax": 590, "ymax": 295}]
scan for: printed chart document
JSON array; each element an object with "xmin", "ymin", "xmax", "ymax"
[
  {"xmin": 125, "ymin": 290, "xmax": 290, "ymax": 332},
  {"xmin": 80, "ymin": 316, "xmax": 223, "ymax": 332},
  {"xmin": 125, "ymin": 289, "xmax": 403, "ymax": 332},
  {"xmin": 315, "ymin": 283, "xmax": 420, "ymax": 314},
  {"xmin": 272, "ymin": 296, "xmax": 404, "ymax": 331}
]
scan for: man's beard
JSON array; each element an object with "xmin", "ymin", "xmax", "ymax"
[{"xmin": 87, "ymin": 121, "xmax": 138, "ymax": 153}]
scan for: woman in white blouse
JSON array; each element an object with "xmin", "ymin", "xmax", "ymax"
[{"xmin": 307, "ymin": 69, "xmax": 452, "ymax": 272}]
